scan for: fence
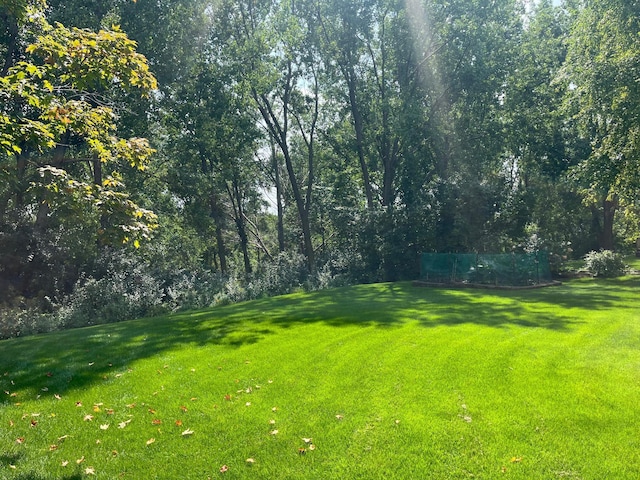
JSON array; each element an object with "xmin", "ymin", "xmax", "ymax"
[{"xmin": 419, "ymin": 252, "xmax": 552, "ymax": 287}]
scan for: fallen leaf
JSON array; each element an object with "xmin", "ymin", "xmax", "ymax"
[
  {"xmin": 84, "ymin": 414, "xmax": 94, "ymax": 422},
  {"xmin": 58, "ymin": 435, "xmax": 69, "ymax": 442},
  {"xmin": 30, "ymin": 419, "xmax": 37, "ymax": 428},
  {"xmin": 76, "ymin": 456, "xmax": 85, "ymax": 464},
  {"xmin": 298, "ymin": 447, "xmax": 306, "ymax": 454},
  {"xmin": 152, "ymin": 419, "xmax": 162, "ymax": 425},
  {"xmin": 224, "ymin": 394, "xmax": 232, "ymax": 401},
  {"xmin": 181, "ymin": 428, "xmax": 194, "ymax": 436},
  {"xmin": 9, "ymin": 464, "xmax": 16, "ymax": 470},
  {"xmin": 179, "ymin": 405, "xmax": 188, "ymax": 412},
  {"xmin": 146, "ymin": 438, "xmax": 155, "ymax": 446},
  {"xmin": 16, "ymin": 437, "xmax": 25, "ymax": 444},
  {"xmin": 510, "ymin": 457, "xmax": 522, "ymax": 463},
  {"xmin": 9, "ymin": 419, "xmax": 15, "ymax": 427},
  {"xmin": 272, "ymin": 407, "xmax": 278, "ymax": 412},
  {"xmin": 126, "ymin": 403, "xmax": 136, "ymax": 409},
  {"xmin": 49, "ymin": 444, "xmax": 58, "ymax": 451},
  {"xmin": 54, "ymin": 394, "xmax": 62, "ymax": 400},
  {"xmin": 42, "ymin": 387, "xmax": 49, "ymax": 392},
  {"xmin": 335, "ymin": 415, "xmax": 344, "ymax": 420},
  {"xmin": 61, "ymin": 460, "xmax": 69, "ymax": 467},
  {"xmin": 269, "ymin": 419, "xmax": 276, "ymax": 425},
  {"xmin": 93, "ymin": 406, "xmax": 101, "ymax": 413},
  {"xmin": 118, "ymin": 420, "xmax": 131, "ymax": 429},
  {"xmin": 175, "ymin": 420, "xmax": 183, "ymax": 427},
  {"xmin": 148, "ymin": 408, "xmax": 156, "ymax": 414},
  {"xmin": 462, "ymin": 415, "xmax": 472, "ymax": 423},
  {"xmin": 85, "ymin": 466, "xmax": 95, "ymax": 475},
  {"xmin": 220, "ymin": 465, "xmax": 229, "ymax": 473},
  {"xmin": 302, "ymin": 437, "xmax": 312, "ymax": 444},
  {"xmin": 75, "ymin": 401, "xmax": 83, "ymax": 407},
  {"xmin": 246, "ymin": 458, "xmax": 256, "ymax": 465},
  {"xmin": 270, "ymin": 429, "xmax": 279, "ymax": 435},
  {"xmin": 100, "ymin": 424, "xmax": 110, "ymax": 430},
  {"xmin": 106, "ymin": 409, "xmax": 115, "ymax": 415},
  {"xmin": 245, "ymin": 402, "xmax": 251, "ymax": 407},
  {"xmin": 46, "ymin": 372, "xmax": 53, "ymax": 377}
]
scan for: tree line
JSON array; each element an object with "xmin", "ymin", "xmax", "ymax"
[{"xmin": 1, "ymin": 0, "xmax": 639, "ymax": 332}]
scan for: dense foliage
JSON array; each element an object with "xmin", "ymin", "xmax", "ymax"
[{"xmin": 1, "ymin": 0, "xmax": 639, "ymax": 335}]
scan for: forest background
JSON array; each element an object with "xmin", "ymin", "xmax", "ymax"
[{"xmin": 1, "ymin": 0, "xmax": 639, "ymax": 337}]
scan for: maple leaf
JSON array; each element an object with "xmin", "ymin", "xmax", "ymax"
[
  {"xmin": 16, "ymin": 437, "xmax": 25, "ymax": 444},
  {"xmin": 302, "ymin": 437, "xmax": 312, "ymax": 444},
  {"xmin": 175, "ymin": 420, "xmax": 183, "ymax": 427},
  {"xmin": 106, "ymin": 409, "xmax": 115, "ymax": 415},
  {"xmin": 84, "ymin": 414, "xmax": 94, "ymax": 421},
  {"xmin": 181, "ymin": 428, "xmax": 194, "ymax": 436},
  {"xmin": 152, "ymin": 419, "xmax": 162, "ymax": 425},
  {"xmin": 100, "ymin": 424, "xmax": 110, "ymax": 430},
  {"xmin": 146, "ymin": 438, "xmax": 155, "ymax": 446},
  {"xmin": 75, "ymin": 401, "xmax": 83, "ymax": 407},
  {"xmin": 270, "ymin": 430, "xmax": 279, "ymax": 435},
  {"xmin": 118, "ymin": 420, "xmax": 131, "ymax": 429},
  {"xmin": 220, "ymin": 465, "xmax": 229, "ymax": 473},
  {"xmin": 54, "ymin": 394, "xmax": 62, "ymax": 400},
  {"xmin": 85, "ymin": 466, "xmax": 96, "ymax": 475},
  {"xmin": 50, "ymin": 444, "xmax": 58, "ymax": 451},
  {"xmin": 269, "ymin": 419, "xmax": 276, "ymax": 425},
  {"xmin": 298, "ymin": 447, "xmax": 306, "ymax": 454},
  {"xmin": 61, "ymin": 460, "xmax": 69, "ymax": 467},
  {"xmin": 245, "ymin": 402, "xmax": 251, "ymax": 407},
  {"xmin": 335, "ymin": 415, "xmax": 344, "ymax": 420}
]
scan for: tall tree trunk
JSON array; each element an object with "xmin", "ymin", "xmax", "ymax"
[
  {"xmin": 599, "ymin": 195, "xmax": 618, "ymax": 250},
  {"xmin": 210, "ymin": 192, "xmax": 228, "ymax": 274},
  {"xmin": 227, "ymin": 178, "xmax": 252, "ymax": 276},
  {"xmin": 345, "ymin": 65, "xmax": 374, "ymax": 210},
  {"xmin": 271, "ymin": 139, "xmax": 285, "ymax": 252},
  {"xmin": 252, "ymin": 60, "xmax": 315, "ymax": 272}
]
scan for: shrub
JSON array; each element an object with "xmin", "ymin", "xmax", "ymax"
[{"xmin": 583, "ymin": 250, "xmax": 627, "ymax": 277}]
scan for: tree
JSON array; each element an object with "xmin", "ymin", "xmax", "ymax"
[
  {"xmin": 0, "ymin": 2, "xmax": 157, "ymax": 300},
  {"xmin": 561, "ymin": 0, "xmax": 640, "ymax": 249}
]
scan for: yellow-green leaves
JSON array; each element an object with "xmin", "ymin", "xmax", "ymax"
[{"xmin": 1, "ymin": 7, "xmax": 158, "ymax": 246}]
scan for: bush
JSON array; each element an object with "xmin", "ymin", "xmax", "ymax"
[{"xmin": 583, "ymin": 250, "xmax": 627, "ymax": 277}]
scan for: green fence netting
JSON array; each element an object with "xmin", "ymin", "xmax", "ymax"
[{"xmin": 419, "ymin": 252, "xmax": 552, "ymax": 286}]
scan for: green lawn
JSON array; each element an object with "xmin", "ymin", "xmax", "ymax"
[{"xmin": 1, "ymin": 279, "xmax": 639, "ymax": 479}]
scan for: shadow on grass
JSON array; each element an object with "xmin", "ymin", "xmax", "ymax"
[{"xmin": 0, "ymin": 278, "xmax": 633, "ymax": 399}]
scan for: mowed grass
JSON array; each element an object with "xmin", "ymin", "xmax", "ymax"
[{"xmin": 1, "ymin": 279, "xmax": 639, "ymax": 479}]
